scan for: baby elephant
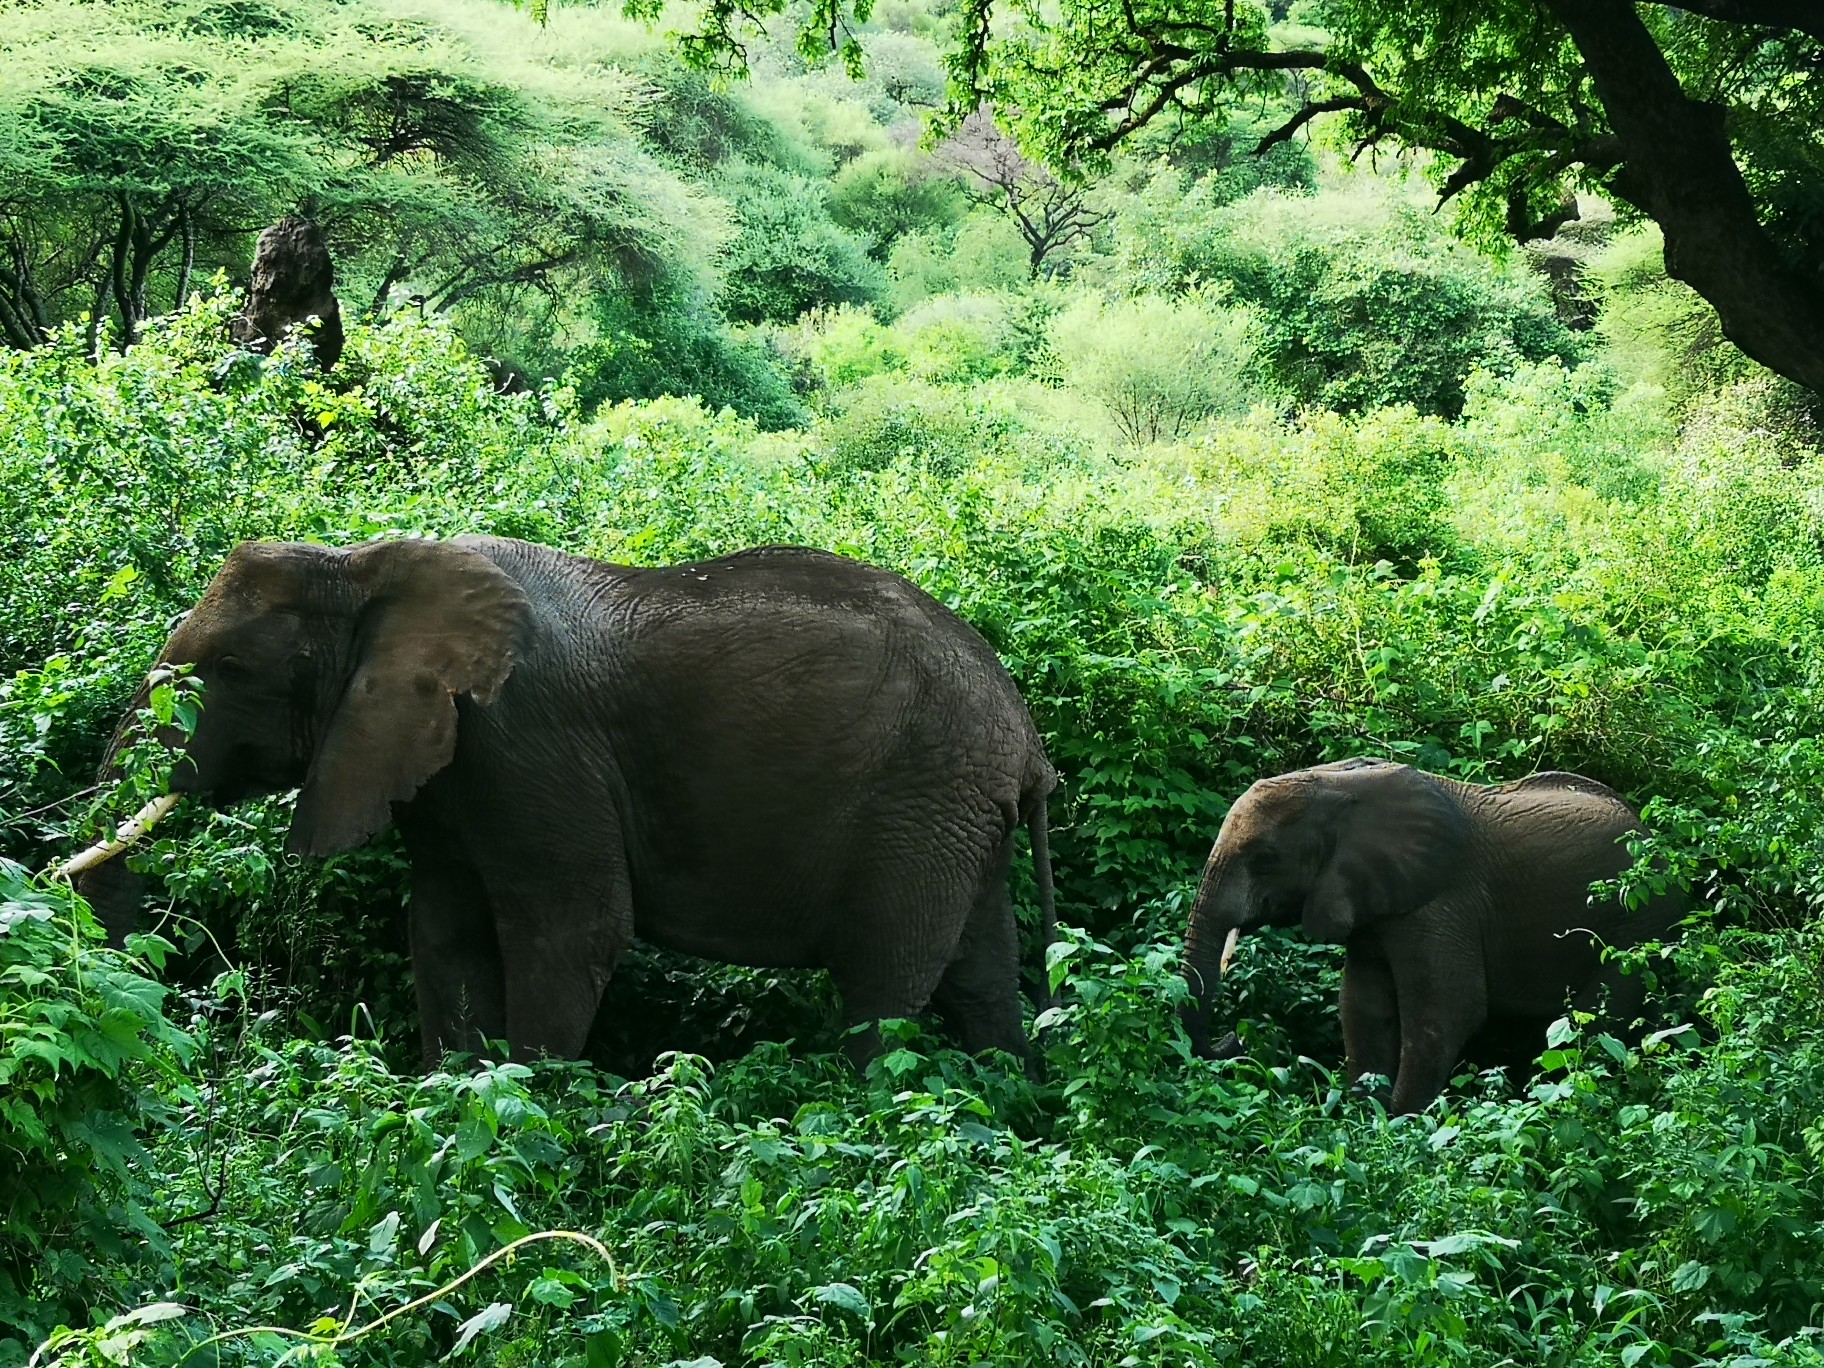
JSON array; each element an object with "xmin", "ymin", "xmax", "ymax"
[{"xmin": 1180, "ymin": 759, "xmax": 1685, "ymax": 1113}]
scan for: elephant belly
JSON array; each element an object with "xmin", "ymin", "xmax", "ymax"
[
  {"xmin": 630, "ymin": 878, "xmax": 838, "ymax": 970},
  {"xmin": 1483, "ymin": 927, "xmax": 1606, "ymax": 1015}
]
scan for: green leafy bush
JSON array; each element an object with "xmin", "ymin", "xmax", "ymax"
[
  {"xmin": 1155, "ymin": 404, "xmax": 1462, "ymax": 567},
  {"xmin": 781, "ymin": 304, "xmax": 910, "ymax": 392},
  {"xmin": 0, "ymin": 864, "xmax": 189, "ymax": 1353},
  {"xmin": 564, "ymin": 288, "xmax": 808, "ymax": 430},
  {"xmin": 19, "ymin": 919, "xmax": 1824, "ymax": 1367},
  {"xmin": 1045, "ymin": 290, "xmax": 1267, "ymax": 443},
  {"xmin": 886, "ymin": 211, "xmax": 1031, "ymax": 311},
  {"xmin": 896, "ymin": 292, "xmax": 1023, "ymax": 383},
  {"xmin": 715, "ymin": 160, "xmax": 888, "ymax": 324},
  {"xmin": 828, "ymin": 148, "xmax": 967, "ymax": 257},
  {"xmin": 1106, "ymin": 174, "xmax": 1583, "ymax": 416},
  {"xmin": 780, "ymin": 289, "xmax": 1055, "ymax": 397},
  {"xmin": 810, "ymin": 375, "xmax": 1093, "ymax": 478}
]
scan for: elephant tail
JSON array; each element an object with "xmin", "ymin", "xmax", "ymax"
[{"xmin": 1028, "ymin": 798, "xmax": 1057, "ymax": 1011}]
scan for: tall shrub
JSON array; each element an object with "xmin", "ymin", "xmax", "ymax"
[{"xmin": 1046, "ymin": 291, "xmax": 1264, "ymax": 443}]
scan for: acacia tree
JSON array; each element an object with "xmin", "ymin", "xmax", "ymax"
[
  {"xmin": 0, "ymin": 106, "xmax": 286, "ymax": 351},
  {"xmin": 0, "ymin": 0, "xmax": 723, "ymax": 363},
  {"xmin": 934, "ymin": 110, "xmax": 1102, "ymax": 277}
]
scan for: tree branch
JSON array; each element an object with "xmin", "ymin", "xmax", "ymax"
[
  {"xmin": 173, "ymin": 205, "xmax": 195, "ymax": 311},
  {"xmin": 1662, "ymin": 0, "xmax": 1824, "ymax": 43},
  {"xmin": 1095, "ymin": 46, "xmax": 1392, "ymax": 150},
  {"xmin": 1544, "ymin": 0, "xmax": 1824, "ymax": 392},
  {"xmin": 1255, "ymin": 96, "xmax": 1364, "ymax": 152}
]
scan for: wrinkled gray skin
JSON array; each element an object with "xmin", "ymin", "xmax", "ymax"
[
  {"xmin": 1181, "ymin": 758, "xmax": 1684, "ymax": 1114},
  {"xmin": 85, "ymin": 536, "xmax": 1058, "ymax": 1068}
]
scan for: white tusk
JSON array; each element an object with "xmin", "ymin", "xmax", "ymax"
[
  {"xmin": 1219, "ymin": 926, "xmax": 1241, "ymax": 976},
  {"xmin": 52, "ymin": 792, "xmax": 183, "ymax": 882}
]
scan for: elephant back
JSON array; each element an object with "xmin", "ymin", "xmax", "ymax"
[
  {"xmin": 1473, "ymin": 769, "xmax": 1666, "ymax": 929},
  {"xmin": 1500, "ymin": 769, "xmax": 1639, "ymax": 818}
]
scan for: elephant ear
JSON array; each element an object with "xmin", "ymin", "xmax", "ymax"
[
  {"xmin": 288, "ymin": 539, "xmax": 531, "ymax": 856},
  {"xmin": 1301, "ymin": 761, "xmax": 1471, "ymax": 943}
]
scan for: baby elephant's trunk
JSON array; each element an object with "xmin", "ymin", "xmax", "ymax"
[{"xmin": 1180, "ymin": 851, "xmax": 1245, "ymax": 1057}]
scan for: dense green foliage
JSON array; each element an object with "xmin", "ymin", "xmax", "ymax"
[
  {"xmin": 0, "ymin": 0, "xmax": 960, "ymax": 427},
  {"xmin": 0, "ymin": 1, "xmax": 713, "ymax": 364},
  {"xmin": 3, "ymin": 261, "xmax": 1824, "ymax": 1360},
  {"xmin": 5, "ymin": 1, "xmax": 1824, "ymax": 1363},
  {"xmin": 0, "ymin": 866, "xmax": 187, "ymax": 1339},
  {"xmin": 1103, "ymin": 173, "xmax": 1582, "ymax": 416},
  {"xmin": 715, "ymin": 160, "xmax": 887, "ymax": 324},
  {"xmin": 936, "ymin": 0, "xmax": 1824, "ymax": 396}
]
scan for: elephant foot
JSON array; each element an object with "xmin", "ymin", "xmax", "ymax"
[{"xmin": 1210, "ymin": 1030, "xmax": 1246, "ymax": 1060}]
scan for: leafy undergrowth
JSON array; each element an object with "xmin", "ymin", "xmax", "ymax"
[
  {"xmin": 6, "ymin": 304, "xmax": 1824, "ymax": 1364},
  {"xmin": 10, "ymin": 882, "xmax": 1824, "ymax": 1367}
]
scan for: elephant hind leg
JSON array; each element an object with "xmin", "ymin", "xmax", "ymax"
[
  {"xmin": 823, "ymin": 920, "xmax": 952, "ymax": 1070},
  {"xmin": 928, "ymin": 850, "xmax": 1027, "ymax": 1063},
  {"xmin": 1574, "ymin": 956, "xmax": 1651, "ymax": 1039},
  {"xmin": 825, "ymin": 845, "xmax": 1016, "ymax": 1069}
]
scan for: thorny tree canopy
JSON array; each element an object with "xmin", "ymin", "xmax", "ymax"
[{"xmin": 0, "ymin": 0, "xmax": 720, "ymax": 354}]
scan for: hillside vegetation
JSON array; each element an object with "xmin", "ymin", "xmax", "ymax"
[{"xmin": 3, "ymin": 0, "xmax": 1824, "ymax": 1364}]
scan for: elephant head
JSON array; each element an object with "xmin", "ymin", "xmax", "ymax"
[
  {"xmin": 84, "ymin": 538, "xmax": 530, "ymax": 916},
  {"xmin": 1179, "ymin": 759, "xmax": 1471, "ymax": 1057}
]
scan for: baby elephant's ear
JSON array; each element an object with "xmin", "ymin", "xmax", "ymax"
[
  {"xmin": 288, "ymin": 539, "xmax": 531, "ymax": 856},
  {"xmin": 1301, "ymin": 763, "xmax": 1470, "ymax": 942}
]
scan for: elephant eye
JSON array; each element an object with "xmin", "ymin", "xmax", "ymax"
[{"xmin": 215, "ymin": 654, "xmax": 253, "ymax": 682}]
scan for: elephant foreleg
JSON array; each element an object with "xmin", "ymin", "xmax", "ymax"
[
  {"xmin": 404, "ymin": 849, "xmax": 506, "ymax": 1064},
  {"xmin": 1385, "ymin": 921, "xmax": 1488, "ymax": 1115},
  {"xmin": 1339, "ymin": 946, "xmax": 1400, "ymax": 1094}
]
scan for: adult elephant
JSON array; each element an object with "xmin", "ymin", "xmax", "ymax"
[
  {"xmin": 81, "ymin": 536, "xmax": 1058, "ymax": 1067},
  {"xmin": 1179, "ymin": 758, "xmax": 1685, "ymax": 1113}
]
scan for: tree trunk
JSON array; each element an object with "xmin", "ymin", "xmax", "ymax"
[
  {"xmin": 173, "ymin": 205, "xmax": 195, "ymax": 313},
  {"xmin": 1544, "ymin": 0, "xmax": 1824, "ymax": 396},
  {"xmin": 0, "ymin": 234, "xmax": 48, "ymax": 349},
  {"xmin": 232, "ymin": 215, "xmax": 344, "ymax": 370},
  {"xmin": 0, "ymin": 296, "xmax": 32, "ymax": 350},
  {"xmin": 89, "ymin": 270, "xmax": 112, "ymax": 361},
  {"xmin": 108, "ymin": 197, "xmax": 137, "ymax": 349}
]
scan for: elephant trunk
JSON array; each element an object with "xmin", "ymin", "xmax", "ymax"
[{"xmin": 1180, "ymin": 854, "xmax": 1247, "ymax": 1058}]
